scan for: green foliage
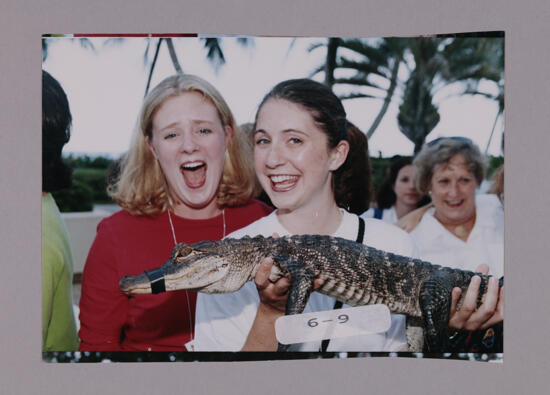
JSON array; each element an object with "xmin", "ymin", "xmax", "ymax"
[
  {"xmin": 315, "ymin": 34, "xmax": 504, "ymax": 149},
  {"xmin": 52, "ymin": 154, "xmax": 114, "ymax": 212},
  {"xmin": 487, "ymin": 156, "xmax": 504, "ymax": 178},
  {"xmin": 52, "ymin": 179, "xmax": 94, "ymax": 212},
  {"xmin": 73, "ymin": 168, "xmax": 111, "ymax": 203},
  {"xmin": 64, "ymin": 154, "xmax": 113, "ymax": 169},
  {"xmin": 397, "ymin": 70, "xmax": 440, "ymax": 153},
  {"xmin": 370, "ymin": 157, "xmax": 391, "ymax": 197}
]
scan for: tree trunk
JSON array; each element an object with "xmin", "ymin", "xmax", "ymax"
[
  {"xmin": 485, "ymin": 109, "xmax": 501, "ymax": 154},
  {"xmin": 166, "ymin": 38, "xmax": 183, "ymax": 74},
  {"xmin": 324, "ymin": 38, "xmax": 339, "ymax": 88},
  {"xmin": 144, "ymin": 38, "xmax": 163, "ymax": 97},
  {"xmin": 366, "ymin": 57, "xmax": 400, "ymax": 139}
]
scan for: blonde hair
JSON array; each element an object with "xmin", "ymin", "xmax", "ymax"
[{"xmin": 109, "ymin": 74, "xmax": 258, "ymax": 217}]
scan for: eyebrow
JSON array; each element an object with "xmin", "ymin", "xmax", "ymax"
[
  {"xmin": 157, "ymin": 119, "xmax": 215, "ymax": 132},
  {"xmin": 253, "ymin": 128, "xmax": 307, "ymax": 136}
]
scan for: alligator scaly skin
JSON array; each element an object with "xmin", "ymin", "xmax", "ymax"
[{"xmin": 119, "ymin": 235, "xmax": 503, "ymax": 352}]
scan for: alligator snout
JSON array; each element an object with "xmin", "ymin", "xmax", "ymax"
[{"xmin": 119, "ymin": 273, "xmax": 151, "ymax": 295}]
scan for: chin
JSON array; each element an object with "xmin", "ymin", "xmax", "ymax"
[{"xmin": 268, "ymin": 195, "xmax": 298, "ymax": 211}]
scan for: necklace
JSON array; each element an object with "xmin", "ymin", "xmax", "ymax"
[
  {"xmin": 167, "ymin": 208, "xmax": 227, "ymax": 345},
  {"xmin": 454, "ymin": 225, "xmax": 468, "ymax": 238}
]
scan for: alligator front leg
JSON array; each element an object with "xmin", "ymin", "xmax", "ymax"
[
  {"xmin": 419, "ymin": 271, "xmax": 455, "ymax": 352},
  {"xmin": 274, "ymin": 256, "xmax": 316, "ymax": 352}
]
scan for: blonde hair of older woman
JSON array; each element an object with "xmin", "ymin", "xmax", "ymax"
[{"xmin": 109, "ymin": 74, "xmax": 258, "ymax": 217}]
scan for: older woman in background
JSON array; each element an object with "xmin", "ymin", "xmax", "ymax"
[{"xmin": 408, "ymin": 137, "xmax": 503, "ymax": 352}]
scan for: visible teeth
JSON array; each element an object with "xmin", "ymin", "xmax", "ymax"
[
  {"xmin": 182, "ymin": 161, "xmax": 204, "ymax": 169},
  {"xmin": 270, "ymin": 175, "xmax": 298, "ymax": 183}
]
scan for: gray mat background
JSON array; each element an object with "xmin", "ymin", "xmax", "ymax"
[{"xmin": 1, "ymin": 0, "xmax": 548, "ymax": 394}]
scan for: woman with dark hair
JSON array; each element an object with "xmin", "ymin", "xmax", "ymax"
[
  {"xmin": 194, "ymin": 79, "xmax": 418, "ymax": 352},
  {"xmin": 42, "ymin": 70, "xmax": 79, "ymax": 351},
  {"xmin": 362, "ymin": 156, "xmax": 428, "ymax": 223},
  {"xmin": 79, "ymin": 74, "xmax": 272, "ymax": 351}
]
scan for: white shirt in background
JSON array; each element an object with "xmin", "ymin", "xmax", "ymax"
[{"xmin": 409, "ymin": 194, "xmax": 503, "ymax": 278}]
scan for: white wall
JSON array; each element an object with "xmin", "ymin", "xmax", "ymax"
[{"xmin": 62, "ymin": 208, "xmax": 112, "ymax": 273}]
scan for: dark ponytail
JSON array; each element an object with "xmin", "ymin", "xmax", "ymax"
[{"xmin": 334, "ymin": 122, "xmax": 372, "ymax": 214}]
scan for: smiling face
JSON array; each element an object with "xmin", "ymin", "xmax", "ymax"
[
  {"xmin": 393, "ymin": 164, "xmax": 421, "ymax": 207},
  {"xmin": 146, "ymin": 91, "xmax": 231, "ymax": 217},
  {"xmin": 430, "ymin": 153, "xmax": 478, "ymax": 225},
  {"xmin": 253, "ymin": 99, "xmax": 347, "ymax": 214}
]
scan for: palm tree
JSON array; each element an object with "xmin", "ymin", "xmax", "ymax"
[
  {"xmin": 142, "ymin": 36, "xmax": 252, "ymax": 96},
  {"xmin": 310, "ymin": 37, "xmax": 407, "ymax": 139},
  {"xmin": 42, "ymin": 35, "xmax": 96, "ymax": 62},
  {"xmin": 397, "ymin": 35, "xmax": 504, "ymax": 152},
  {"xmin": 312, "ymin": 34, "xmax": 504, "ymax": 151},
  {"xmin": 397, "ymin": 70, "xmax": 441, "ymax": 153},
  {"xmin": 456, "ymin": 37, "xmax": 504, "ymax": 152}
]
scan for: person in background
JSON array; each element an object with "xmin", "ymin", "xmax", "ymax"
[
  {"xmin": 78, "ymin": 74, "xmax": 272, "ymax": 351},
  {"xmin": 42, "ymin": 70, "xmax": 79, "ymax": 351},
  {"xmin": 239, "ymin": 122, "xmax": 273, "ymax": 208},
  {"xmin": 194, "ymin": 78, "xmax": 419, "ymax": 352},
  {"xmin": 407, "ymin": 137, "xmax": 503, "ymax": 352},
  {"xmin": 361, "ymin": 156, "xmax": 429, "ymax": 223},
  {"xmin": 488, "ymin": 164, "xmax": 504, "ymax": 204}
]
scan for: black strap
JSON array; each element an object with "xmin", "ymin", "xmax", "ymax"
[
  {"xmin": 144, "ymin": 268, "xmax": 166, "ymax": 294},
  {"xmin": 321, "ymin": 217, "xmax": 365, "ymax": 352},
  {"xmin": 356, "ymin": 216, "xmax": 365, "ymax": 244}
]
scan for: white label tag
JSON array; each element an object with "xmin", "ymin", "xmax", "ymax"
[{"xmin": 275, "ymin": 304, "xmax": 391, "ymax": 345}]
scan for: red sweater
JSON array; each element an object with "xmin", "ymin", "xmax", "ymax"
[{"xmin": 78, "ymin": 200, "xmax": 272, "ymax": 351}]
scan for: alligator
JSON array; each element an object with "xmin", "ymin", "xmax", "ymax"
[{"xmin": 119, "ymin": 235, "xmax": 503, "ymax": 352}]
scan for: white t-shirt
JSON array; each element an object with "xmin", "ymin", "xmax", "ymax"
[
  {"xmin": 194, "ymin": 209, "xmax": 419, "ymax": 352},
  {"xmin": 409, "ymin": 194, "xmax": 503, "ymax": 278},
  {"xmin": 361, "ymin": 206, "xmax": 398, "ymax": 224}
]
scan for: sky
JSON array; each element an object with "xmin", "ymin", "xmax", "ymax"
[{"xmin": 42, "ymin": 35, "xmax": 504, "ymax": 159}]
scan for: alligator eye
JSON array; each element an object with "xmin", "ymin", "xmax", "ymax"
[{"xmin": 176, "ymin": 246, "xmax": 194, "ymax": 259}]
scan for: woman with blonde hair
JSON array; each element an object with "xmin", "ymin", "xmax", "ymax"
[{"xmin": 79, "ymin": 74, "xmax": 272, "ymax": 351}]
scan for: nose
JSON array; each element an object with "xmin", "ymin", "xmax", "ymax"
[
  {"xmin": 448, "ymin": 181, "xmax": 459, "ymax": 197},
  {"xmin": 179, "ymin": 132, "xmax": 199, "ymax": 154},
  {"xmin": 264, "ymin": 142, "xmax": 285, "ymax": 168}
]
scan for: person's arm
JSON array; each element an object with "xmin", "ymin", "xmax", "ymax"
[
  {"xmin": 41, "ymin": 249, "xmax": 55, "ymax": 347},
  {"xmin": 242, "ymin": 257, "xmax": 325, "ymax": 351},
  {"xmin": 78, "ymin": 222, "xmax": 127, "ymax": 351},
  {"xmin": 241, "ymin": 257, "xmax": 289, "ymax": 351}
]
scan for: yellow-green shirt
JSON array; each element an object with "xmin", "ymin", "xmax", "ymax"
[{"xmin": 42, "ymin": 193, "xmax": 79, "ymax": 351}]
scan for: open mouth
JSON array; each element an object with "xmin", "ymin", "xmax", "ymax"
[
  {"xmin": 180, "ymin": 161, "xmax": 207, "ymax": 188},
  {"xmin": 445, "ymin": 199, "xmax": 464, "ymax": 208},
  {"xmin": 269, "ymin": 174, "xmax": 299, "ymax": 192}
]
